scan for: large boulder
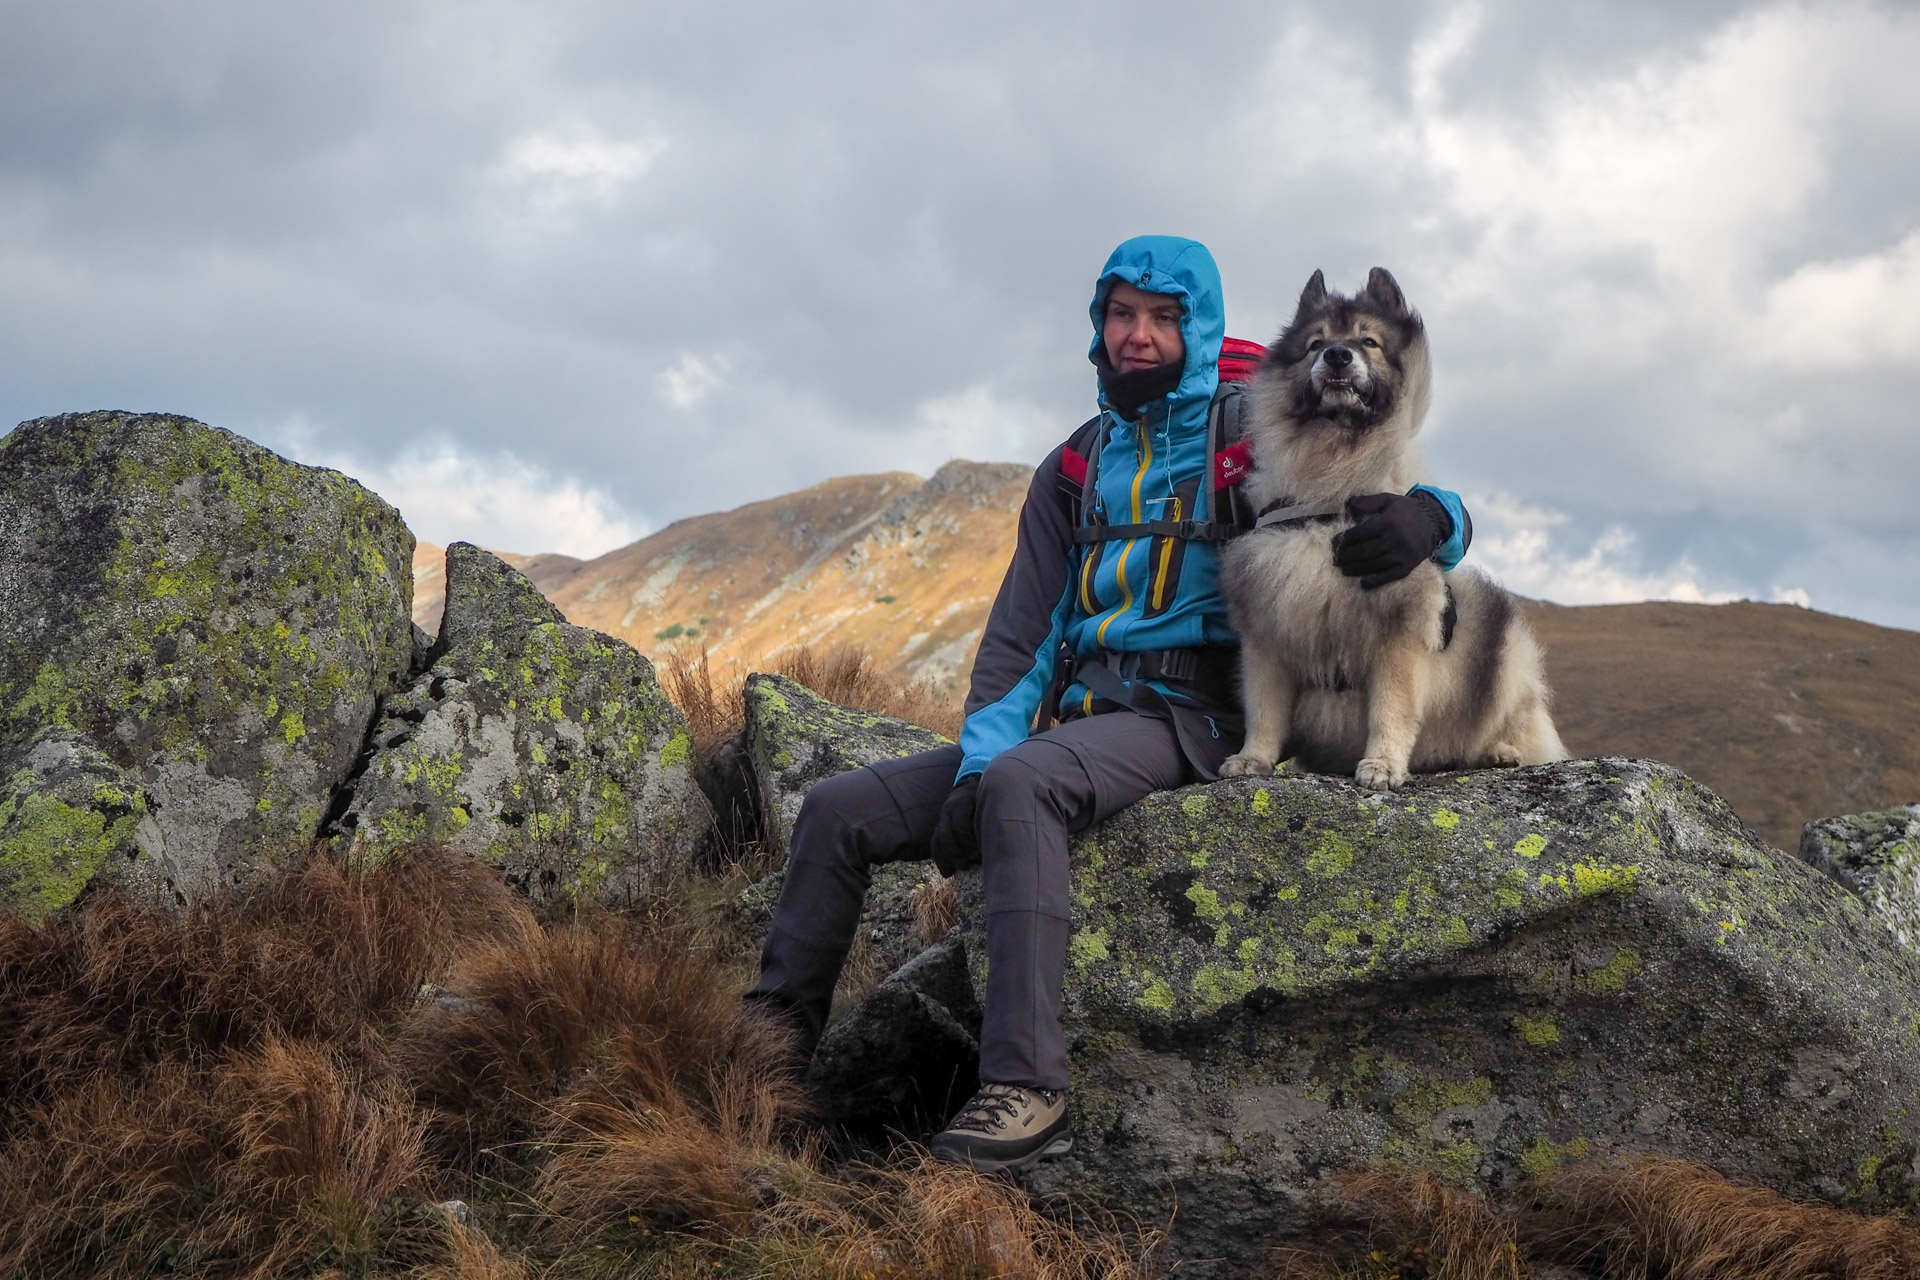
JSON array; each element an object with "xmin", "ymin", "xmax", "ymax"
[
  {"xmin": 0, "ymin": 412, "xmax": 414, "ymax": 906},
  {"xmin": 1799, "ymin": 803, "xmax": 1920, "ymax": 953},
  {"xmin": 335, "ymin": 545, "xmax": 708, "ymax": 903},
  {"xmin": 742, "ymin": 672, "xmax": 949, "ymax": 852},
  {"xmin": 820, "ymin": 754, "xmax": 1920, "ymax": 1276}
]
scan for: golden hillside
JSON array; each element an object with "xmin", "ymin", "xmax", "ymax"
[
  {"xmin": 414, "ymin": 461, "xmax": 1029, "ymax": 693},
  {"xmin": 413, "ymin": 468, "xmax": 1920, "ymax": 850}
]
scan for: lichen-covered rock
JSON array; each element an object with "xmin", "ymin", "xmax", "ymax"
[
  {"xmin": 742, "ymin": 673, "xmax": 948, "ymax": 852},
  {"xmin": 829, "ymin": 757, "xmax": 1920, "ymax": 1276},
  {"xmin": 337, "ymin": 545, "xmax": 706, "ymax": 903},
  {"xmin": 1799, "ymin": 804, "xmax": 1920, "ymax": 954},
  {"xmin": 0, "ymin": 412, "xmax": 414, "ymax": 907},
  {"xmin": 0, "ymin": 728, "xmax": 167, "ymax": 920}
]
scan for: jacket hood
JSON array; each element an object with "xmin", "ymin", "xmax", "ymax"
[{"xmin": 1087, "ymin": 235, "xmax": 1224, "ymax": 420}]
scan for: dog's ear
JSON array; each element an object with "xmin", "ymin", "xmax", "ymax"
[
  {"xmin": 1295, "ymin": 269, "xmax": 1329, "ymax": 316},
  {"xmin": 1363, "ymin": 267, "xmax": 1409, "ymax": 315}
]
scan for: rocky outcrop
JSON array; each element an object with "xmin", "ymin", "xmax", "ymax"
[
  {"xmin": 1800, "ymin": 803, "xmax": 1920, "ymax": 953},
  {"xmin": 0, "ymin": 412, "xmax": 414, "ymax": 908},
  {"xmin": 790, "ymin": 700, "xmax": 1920, "ymax": 1275},
  {"xmin": 742, "ymin": 672, "xmax": 949, "ymax": 853},
  {"xmin": 336, "ymin": 545, "xmax": 707, "ymax": 903}
]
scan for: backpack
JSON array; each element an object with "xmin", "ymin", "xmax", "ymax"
[{"xmin": 1054, "ymin": 336, "xmax": 1265, "ymax": 542}]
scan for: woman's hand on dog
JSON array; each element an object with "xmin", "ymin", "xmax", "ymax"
[{"xmin": 1333, "ymin": 491, "xmax": 1452, "ymax": 589}]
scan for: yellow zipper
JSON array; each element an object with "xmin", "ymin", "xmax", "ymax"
[
  {"xmin": 1094, "ymin": 421, "xmax": 1152, "ymax": 648},
  {"xmin": 1150, "ymin": 495, "xmax": 1181, "ymax": 610}
]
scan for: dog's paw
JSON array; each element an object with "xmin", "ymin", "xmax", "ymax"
[
  {"xmin": 1355, "ymin": 757, "xmax": 1409, "ymax": 791},
  {"xmin": 1486, "ymin": 742, "xmax": 1523, "ymax": 768},
  {"xmin": 1220, "ymin": 753, "xmax": 1276, "ymax": 778}
]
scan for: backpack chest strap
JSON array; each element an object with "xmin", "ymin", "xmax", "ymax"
[{"xmin": 1072, "ymin": 519, "xmax": 1240, "ymax": 544}]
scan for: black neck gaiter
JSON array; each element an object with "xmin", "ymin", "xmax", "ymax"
[{"xmin": 1093, "ymin": 348, "xmax": 1184, "ymax": 419}]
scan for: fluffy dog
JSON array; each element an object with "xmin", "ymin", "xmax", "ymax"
[{"xmin": 1219, "ymin": 267, "xmax": 1565, "ymax": 790}]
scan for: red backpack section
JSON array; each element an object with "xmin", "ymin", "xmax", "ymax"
[{"xmin": 1217, "ymin": 336, "xmax": 1266, "ymax": 384}]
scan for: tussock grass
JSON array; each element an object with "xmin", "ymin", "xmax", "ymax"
[
  {"xmin": 1527, "ymin": 1152, "xmax": 1920, "ymax": 1280},
  {"xmin": 1271, "ymin": 1156, "xmax": 1920, "ymax": 1280},
  {"xmin": 909, "ymin": 871, "xmax": 960, "ymax": 946},
  {"xmin": 397, "ymin": 913, "xmax": 801, "ymax": 1174},
  {"xmin": 772, "ymin": 645, "xmax": 964, "ymax": 742}
]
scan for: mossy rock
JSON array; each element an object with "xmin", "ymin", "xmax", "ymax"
[
  {"xmin": 0, "ymin": 412, "xmax": 414, "ymax": 906},
  {"xmin": 742, "ymin": 672, "xmax": 949, "ymax": 852},
  {"xmin": 336, "ymin": 545, "xmax": 706, "ymax": 904},
  {"xmin": 823, "ymin": 755, "xmax": 1920, "ymax": 1276},
  {"xmin": 1800, "ymin": 803, "xmax": 1920, "ymax": 955}
]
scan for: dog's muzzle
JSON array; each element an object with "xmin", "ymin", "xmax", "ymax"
[{"xmin": 1311, "ymin": 345, "xmax": 1371, "ymax": 406}]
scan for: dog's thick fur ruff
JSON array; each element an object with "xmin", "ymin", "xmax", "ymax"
[{"xmin": 1220, "ymin": 267, "xmax": 1566, "ymax": 790}]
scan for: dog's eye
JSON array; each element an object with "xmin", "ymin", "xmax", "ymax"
[
  {"xmin": 1306, "ymin": 338, "xmax": 1323, "ymax": 351},
  {"xmin": 1360, "ymin": 337, "xmax": 1381, "ymax": 349}
]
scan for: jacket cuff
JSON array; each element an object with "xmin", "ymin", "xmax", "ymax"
[{"xmin": 1409, "ymin": 484, "xmax": 1470, "ymax": 570}]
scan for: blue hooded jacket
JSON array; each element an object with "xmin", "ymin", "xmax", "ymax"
[{"xmin": 954, "ymin": 236, "xmax": 1469, "ymax": 781}]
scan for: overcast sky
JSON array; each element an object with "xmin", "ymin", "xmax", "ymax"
[{"xmin": 4, "ymin": 0, "xmax": 1917, "ymax": 627}]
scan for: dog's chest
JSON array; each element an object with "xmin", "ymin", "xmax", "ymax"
[{"xmin": 1230, "ymin": 523, "xmax": 1442, "ymax": 683}]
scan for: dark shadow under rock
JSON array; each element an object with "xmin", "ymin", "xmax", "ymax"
[{"xmin": 807, "ymin": 936, "xmax": 981, "ymax": 1138}]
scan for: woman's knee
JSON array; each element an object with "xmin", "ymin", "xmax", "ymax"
[
  {"xmin": 789, "ymin": 766, "xmax": 892, "ymax": 859},
  {"xmin": 978, "ymin": 740, "xmax": 1085, "ymax": 820}
]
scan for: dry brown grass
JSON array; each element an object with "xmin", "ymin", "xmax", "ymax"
[
  {"xmin": 1269, "ymin": 1166, "xmax": 1528, "ymax": 1280},
  {"xmin": 773, "ymin": 645, "xmax": 964, "ymax": 741},
  {"xmin": 398, "ymin": 913, "xmax": 801, "ymax": 1173},
  {"xmin": 1526, "ymin": 1152, "xmax": 1920, "ymax": 1280},
  {"xmin": 0, "ymin": 845, "xmax": 526, "ymax": 1136},
  {"xmin": 0, "ymin": 1040, "xmax": 433, "ymax": 1278},
  {"xmin": 910, "ymin": 871, "xmax": 960, "ymax": 945},
  {"xmin": 659, "ymin": 640, "xmax": 744, "ymax": 757},
  {"xmin": 0, "ymin": 842, "xmax": 1164, "ymax": 1279}
]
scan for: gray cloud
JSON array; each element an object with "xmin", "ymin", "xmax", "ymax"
[{"xmin": 1, "ymin": 0, "xmax": 1915, "ymax": 624}]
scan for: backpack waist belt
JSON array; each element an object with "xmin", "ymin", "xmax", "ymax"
[{"xmin": 1067, "ymin": 645, "xmax": 1241, "ymax": 781}]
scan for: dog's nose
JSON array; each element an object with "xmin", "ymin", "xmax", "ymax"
[{"xmin": 1323, "ymin": 345, "xmax": 1353, "ymax": 368}]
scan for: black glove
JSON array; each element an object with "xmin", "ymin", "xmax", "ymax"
[
  {"xmin": 929, "ymin": 776, "xmax": 982, "ymax": 877},
  {"xmin": 1332, "ymin": 491, "xmax": 1453, "ymax": 589}
]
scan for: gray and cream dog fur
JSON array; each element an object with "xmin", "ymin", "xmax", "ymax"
[{"xmin": 1220, "ymin": 267, "xmax": 1565, "ymax": 790}]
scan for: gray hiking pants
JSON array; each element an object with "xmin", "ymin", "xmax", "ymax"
[{"xmin": 748, "ymin": 710, "xmax": 1189, "ymax": 1092}]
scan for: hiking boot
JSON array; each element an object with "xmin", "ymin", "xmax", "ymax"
[{"xmin": 928, "ymin": 1083, "xmax": 1071, "ymax": 1173}]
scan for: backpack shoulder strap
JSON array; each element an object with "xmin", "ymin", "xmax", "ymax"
[
  {"xmin": 1055, "ymin": 415, "xmax": 1105, "ymax": 528},
  {"xmin": 1208, "ymin": 383, "xmax": 1257, "ymax": 533}
]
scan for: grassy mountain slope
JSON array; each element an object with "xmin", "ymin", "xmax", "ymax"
[{"xmin": 415, "ymin": 469, "xmax": 1919, "ymax": 850}]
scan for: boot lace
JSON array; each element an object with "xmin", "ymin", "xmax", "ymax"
[{"xmin": 946, "ymin": 1084, "xmax": 1054, "ymax": 1135}]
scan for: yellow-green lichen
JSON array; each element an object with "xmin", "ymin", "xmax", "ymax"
[
  {"xmin": 1136, "ymin": 974, "xmax": 1176, "ymax": 1013},
  {"xmin": 658, "ymin": 727, "xmax": 692, "ymax": 769},
  {"xmin": 1070, "ymin": 928, "xmax": 1111, "ymax": 969},
  {"xmin": 1518, "ymin": 1135, "xmax": 1591, "ymax": 1179},
  {"xmin": 1512, "ymin": 1012, "xmax": 1561, "ymax": 1047},
  {"xmin": 1307, "ymin": 831, "xmax": 1354, "ymax": 878},
  {"xmin": 1578, "ymin": 945, "xmax": 1642, "ymax": 995},
  {"xmin": 1430, "ymin": 808, "xmax": 1461, "ymax": 830}
]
